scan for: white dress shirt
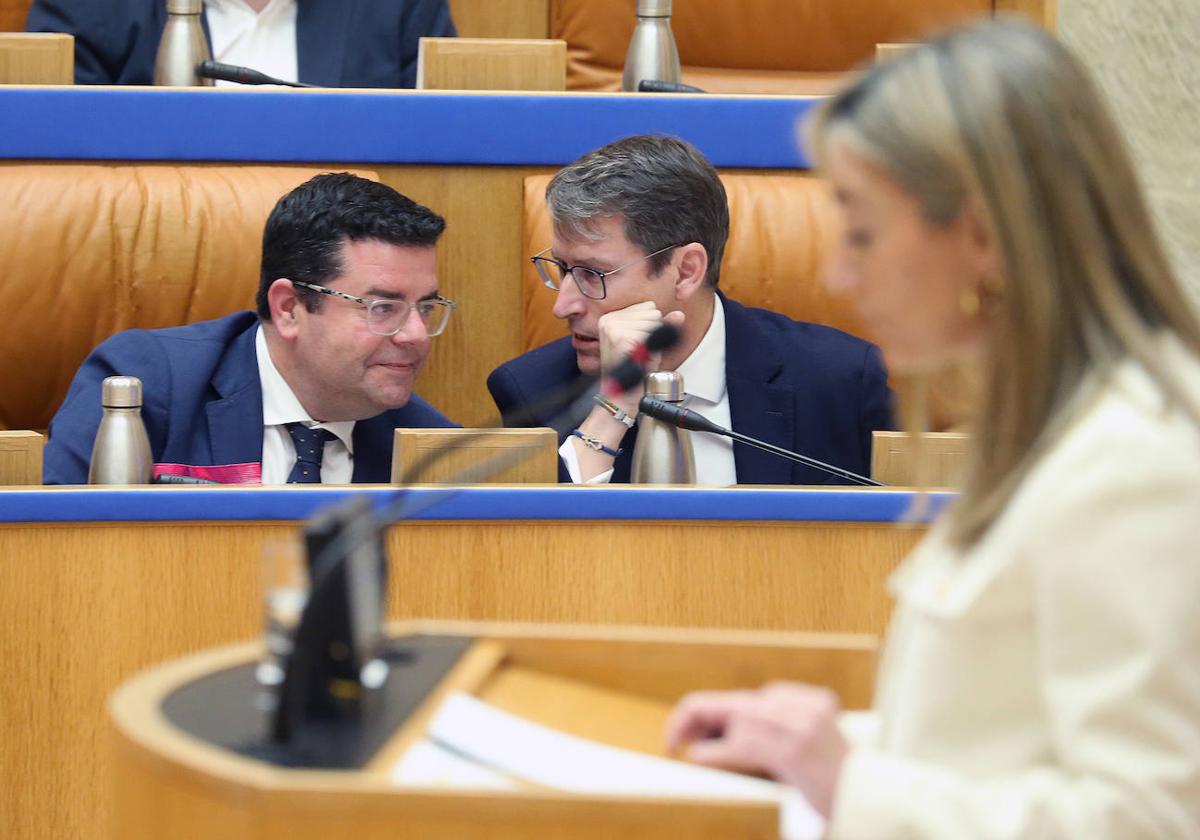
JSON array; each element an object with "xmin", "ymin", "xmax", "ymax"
[
  {"xmin": 560, "ymin": 296, "xmax": 737, "ymax": 486},
  {"xmin": 255, "ymin": 326, "xmax": 355, "ymax": 484},
  {"xmin": 204, "ymin": 0, "xmax": 298, "ymax": 88},
  {"xmin": 829, "ymin": 336, "xmax": 1200, "ymax": 838}
]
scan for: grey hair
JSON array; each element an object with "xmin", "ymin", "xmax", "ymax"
[{"xmin": 545, "ymin": 135, "xmax": 730, "ymax": 287}]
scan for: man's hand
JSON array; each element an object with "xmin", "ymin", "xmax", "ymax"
[
  {"xmin": 664, "ymin": 682, "xmax": 849, "ymax": 819},
  {"xmin": 597, "ymin": 302, "xmax": 686, "ymax": 414}
]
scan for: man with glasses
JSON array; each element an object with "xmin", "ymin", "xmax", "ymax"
[
  {"xmin": 488, "ymin": 135, "xmax": 892, "ymax": 485},
  {"xmin": 44, "ymin": 173, "xmax": 456, "ymax": 484}
]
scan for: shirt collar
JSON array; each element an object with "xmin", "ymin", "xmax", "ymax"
[
  {"xmin": 205, "ymin": 0, "xmax": 294, "ymax": 18},
  {"xmin": 675, "ymin": 295, "xmax": 727, "ymax": 406},
  {"xmin": 255, "ymin": 325, "xmax": 356, "ymax": 453}
]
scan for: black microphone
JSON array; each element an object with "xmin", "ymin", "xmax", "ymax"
[
  {"xmin": 499, "ymin": 322, "xmax": 681, "ymax": 432},
  {"xmin": 604, "ymin": 322, "xmax": 681, "ymax": 396},
  {"xmin": 637, "ymin": 80, "xmax": 706, "ymax": 94},
  {"xmin": 195, "ymin": 60, "xmax": 317, "ymax": 88},
  {"xmin": 638, "ymin": 395, "xmax": 885, "ymax": 487},
  {"xmin": 153, "ymin": 473, "xmax": 219, "ymax": 485}
]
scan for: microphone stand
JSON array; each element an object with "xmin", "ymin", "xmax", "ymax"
[
  {"xmin": 638, "ymin": 396, "xmax": 884, "ymax": 487},
  {"xmin": 272, "ymin": 328, "xmax": 683, "ymax": 746},
  {"xmin": 723, "ymin": 429, "xmax": 883, "ymax": 486}
]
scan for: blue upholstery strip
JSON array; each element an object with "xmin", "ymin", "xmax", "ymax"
[
  {"xmin": 0, "ymin": 88, "xmax": 817, "ymax": 168},
  {"xmin": 0, "ymin": 486, "xmax": 949, "ymax": 524}
]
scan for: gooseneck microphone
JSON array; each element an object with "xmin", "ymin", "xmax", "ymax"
[
  {"xmin": 194, "ymin": 60, "xmax": 317, "ymax": 88},
  {"xmin": 272, "ymin": 330, "xmax": 681, "ymax": 744},
  {"xmin": 638, "ymin": 396, "xmax": 885, "ymax": 486},
  {"xmin": 603, "ymin": 322, "xmax": 681, "ymax": 396}
]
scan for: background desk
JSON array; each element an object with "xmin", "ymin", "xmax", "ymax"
[
  {"xmin": 0, "ymin": 484, "xmax": 936, "ymax": 840},
  {"xmin": 0, "ymin": 88, "xmax": 818, "ymax": 429}
]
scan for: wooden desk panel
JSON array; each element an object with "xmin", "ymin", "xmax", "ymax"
[
  {"xmin": 0, "ymin": 515, "xmax": 917, "ymax": 840},
  {"xmin": 109, "ymin": 624, "xmax": 878, "ymax": 840}
]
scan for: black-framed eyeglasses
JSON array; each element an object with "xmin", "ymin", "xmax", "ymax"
[
  {"xmin": 292, "ymin": 281, "xmax": 456, "ymax": 337},
  {"xmin": 530, "ymin": 244, "xmax": 680, "ymax": 301}
]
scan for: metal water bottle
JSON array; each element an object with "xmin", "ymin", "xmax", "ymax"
[
  {"xmin": 630, "ymin": 371, "xmax": 695, "ymax": 484},
  {"xmin": 88, "ymin": 376, "xmax": 154, "ymax": 485},
  {"xmin": 153, "ymin": 0, "xmax": 213, "ymax": 87},
  {"xmin": 621, "ymin": 0, "xmax": 682, "ymax": 92}
]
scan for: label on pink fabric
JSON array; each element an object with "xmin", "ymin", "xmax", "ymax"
[{"xmin": 153, "ymin": 462, "xmax": 262, "ymax": 485}]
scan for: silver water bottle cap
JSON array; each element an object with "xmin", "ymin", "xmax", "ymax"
[
  {"xmin": 644, "ymin": 370, "xmax": 684, "ymax": 401},
  {"xmin": 166, "ymin": 0, "xmax": 203, "ymax": 14},
  {"xmin": 636, "ymin": 0, "xmax": 672, "ymax": 17},
  {"xmin": 101, "ymin": 376, "xmax": 144, "ymax": 408}
]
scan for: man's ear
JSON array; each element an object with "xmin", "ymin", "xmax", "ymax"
[
  {"xmin": 267, "ymin": 278, "xmax": 302, "ymax": 340},
  {"xmin": 673, "ymin": 243, "xmax": 710, "ymax": 302}
]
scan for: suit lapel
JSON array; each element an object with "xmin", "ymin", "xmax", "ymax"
[
  {"xmin": 722, "ymin": 295, "xmax": 795, "ymax": 485},
  {"xmin": 206, "ymin": 321, "xmax": 266, "ymax": 467},
  {"xmin": 351, "ymin": 414, "xmax": 393, "ymax": 483},
  {"xmin": 297, "ymin": 0, "xmax": 350, "ymax": 86}
]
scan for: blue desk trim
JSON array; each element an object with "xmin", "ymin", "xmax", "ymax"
[
  {"xmin": 0, "ymin": 486, "xmax": 949, "ymax": 524},
  {"xmin": 0, "ymin": 89, "xmax": 817, "ymax": 168}
]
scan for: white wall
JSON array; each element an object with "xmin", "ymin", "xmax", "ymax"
[{"xmin": 1058, "ymin": 0, "xmax": 1200, "ymax": 305}]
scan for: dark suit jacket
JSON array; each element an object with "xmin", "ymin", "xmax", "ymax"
[
  {"xmin": 27, "ymin": 0, "xmax": 455, "ymax": 87},
  {"xmin": 487, "ymin": 295, "xmax": 894, "ymax": 485},
  {"xmin": 43, "ymin": 311, "xmax": 454, "ymax": 484}
]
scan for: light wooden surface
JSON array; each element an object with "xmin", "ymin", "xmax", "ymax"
[
  {"xmin": 0, "ymin": 32, "xmax": 71, "ymax": 84},
  {"xmin": 875, "ymin": 42, "xmax": 921, "ymax": 63},
  {"xmin": 873, "ymin": 432, "xmax": 964, "ymax": 484},
  {"xmin": 448, "ymin": 0, "xmax": 551, "ymax": 40},
  {"xmin": 0, "ymin": 509, "xmax": 917, "ymax": 840},
  {"xmin": 0, "ymin": 430, "xmax": 42, "ymax": 484},
  {"xmin": 418, "ymin": 37, "xmax": 566, "ymax": 91},
  {"xmin": 391, "ymin": 427, "xmax": 559, "ymax": 483},
  {"xmin": 995, "ymin": 0, "xmax": 1057, "ymax": 28},
  {"xmin": 871, "ymin": 431, "xmax": 970, "ymax": 488},
  {"xmin": 109, "ymin": 623, "xmax": 877, "ymax": 839}
]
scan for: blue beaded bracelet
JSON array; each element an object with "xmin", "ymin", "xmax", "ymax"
[{"xmin": 572, "ymin": 429, "xmax": 622, "ymax": 458}]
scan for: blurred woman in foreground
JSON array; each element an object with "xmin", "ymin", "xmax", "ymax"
[{"xmin": 666, "ymin": 19, "xmax": 1200, "ymax": 838}]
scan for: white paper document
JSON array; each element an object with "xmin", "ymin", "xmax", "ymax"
[{"xmin": 392, "ymin": 691, "xmax": 825, "ymax": 840}]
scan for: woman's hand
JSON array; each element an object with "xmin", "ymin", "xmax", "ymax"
[{"xmin": 664, "ymin": 681, "xmax": 849, "ymax": 819}]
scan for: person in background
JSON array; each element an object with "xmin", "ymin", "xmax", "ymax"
[
  {"xmin": 26, "ymin": 0, "xmax": 454, "ymax": 87},
  {"xmin": 44, "ymin": 173, "xmax": 456, "ymax": 485},
  {"xmin": 488, "ymin": 134, "xmax": 893, "ymax": 486},
  {"xmin": 666, "ymin": 19, "xmax": 1200, "ymax": 837}
]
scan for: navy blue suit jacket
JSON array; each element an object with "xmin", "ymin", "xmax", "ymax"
[
  {"xmin": 487, "ymin": 295, "xmax": 894, "ymax": 485},
  {"xmin": 26, "ymin": 0, "xmax": 455, "ymax": 87},
  {"xmin": 43, "ymin": 311, "xmax": 454, "ymax": 485}
]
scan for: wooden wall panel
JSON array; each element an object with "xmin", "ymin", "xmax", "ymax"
[
  {"xmin": 373, "ymin": 164, "xmax": 556, "ymax": 426},
  {"xmin": 0, "ymin": 514, "xmax": 918, "ymax": 840}
]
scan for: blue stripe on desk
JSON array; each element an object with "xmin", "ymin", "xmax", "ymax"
[
  {"xmin": 0, "ymin": 88, "xmax": 818, "ymax": 168},
  {"xmin": 0, "ymin": 486, "xmax": 949, "ymax": 524}
]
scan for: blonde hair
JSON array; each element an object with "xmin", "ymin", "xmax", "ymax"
[{"xmin": 808, "ymin": 19, "xmax": 1200, "ymax": 547}]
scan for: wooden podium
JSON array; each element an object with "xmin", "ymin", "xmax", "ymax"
[{"xmin": 110, "ymin": 621, "xmax": 878, "ymax": 839}]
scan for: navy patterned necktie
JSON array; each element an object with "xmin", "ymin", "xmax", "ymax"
[{"xmin": 285, "ymin": 423, "xmax": 337, "ymax": 484}]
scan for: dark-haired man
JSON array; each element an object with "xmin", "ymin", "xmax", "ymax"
[
  {"xmin": 487, "ymin": 135, "xmax": 893, "ymax": 485},
  {"xmin": 44, "ymin": 173, "xmax": 455, "ymax": 485}
]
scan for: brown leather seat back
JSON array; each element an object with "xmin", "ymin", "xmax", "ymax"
[
  {"xmin": 520, "ymin": 171, "xmax": 867, "ymax": 353},
  {"xmin": 0, "ymin": 164, "xmax": 377, "ymax": 431},
  {"xmin": 552, "ymin": 0, "xmax": 993, "ymax": 93}
]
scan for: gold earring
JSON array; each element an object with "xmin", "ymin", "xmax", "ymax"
[{"xmin": 959, "ymin": 286, "xmax": 981, "ymax": 317}]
